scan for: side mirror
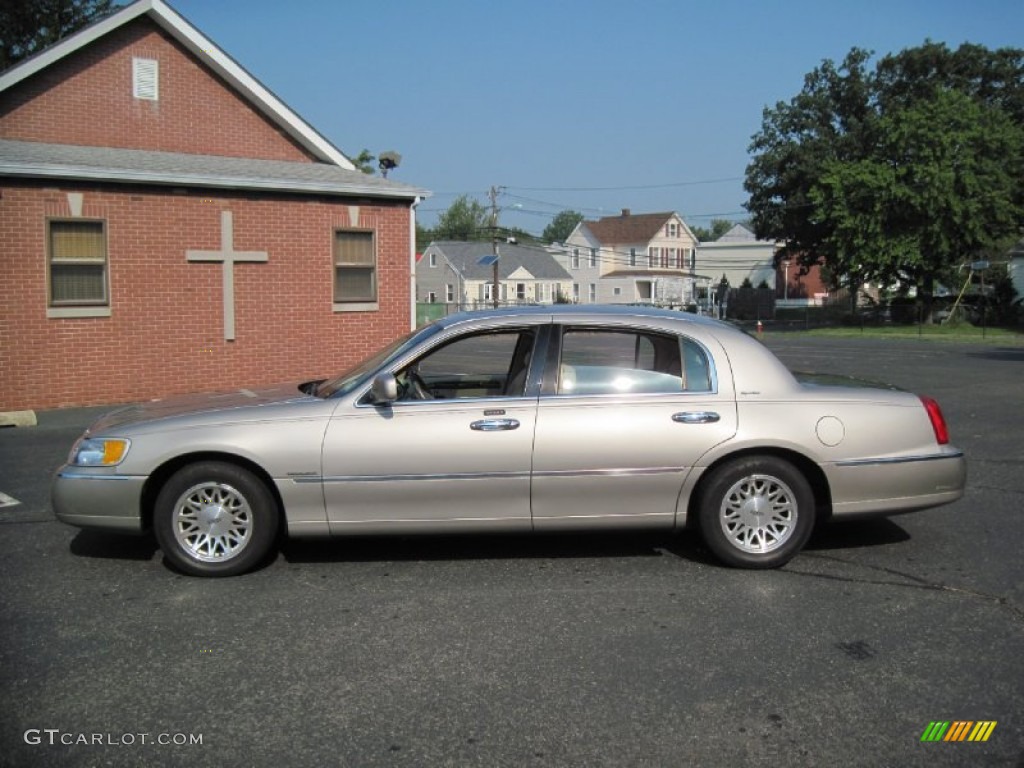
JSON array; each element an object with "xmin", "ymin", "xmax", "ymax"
[{"xmin": 370, "ymin": 373, "xmax": 398, "ymax": 404}]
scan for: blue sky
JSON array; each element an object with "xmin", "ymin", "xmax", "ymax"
[{"xmin": 169, "ymin": 0, "xmax": 1024, "ymax": 234}]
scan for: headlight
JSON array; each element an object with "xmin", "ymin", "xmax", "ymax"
[{"xmin": 70, "ymin": 437, "xmax": 131, "ymax": 466}]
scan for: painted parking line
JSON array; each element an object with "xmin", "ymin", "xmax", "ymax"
[{"xmin": 0, "ymin": 492, "xmax": 22, "ymax": 508}]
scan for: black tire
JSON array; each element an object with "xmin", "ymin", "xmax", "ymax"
[
  {"xmin": 697, "ymin": 456, "xmax": 814, "ymax": 569},
  {"xmin": 153, "ymin": 461, "xmax": 279, "ymax": 577}
]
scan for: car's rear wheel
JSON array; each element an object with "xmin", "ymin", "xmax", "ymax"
[
  {"xmin": 698, "ymin": 456, "xmax": 814, "ymax": 569},
  {"xmin": 153, "ymin": 461, "xmax": 279, "ymax": 577}
]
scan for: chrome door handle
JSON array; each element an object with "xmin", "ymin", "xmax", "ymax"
[
  {"xmin": 672, "ymin": 411, "xmax": 720, "ymax": 424},
  {"xmin": 470, "ymin": 418, "xmax": 521, "ymax": 431}
]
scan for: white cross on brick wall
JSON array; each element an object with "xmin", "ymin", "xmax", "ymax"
[{"xmin": 186, "ymin": 210, "xmax": 268, "ymax": 340}]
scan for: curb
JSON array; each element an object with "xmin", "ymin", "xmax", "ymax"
[{"xmin": 0, "ymin": 410, "xmax": 38, "ymax": 428}]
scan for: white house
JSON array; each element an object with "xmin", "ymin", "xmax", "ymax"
[
  {"xmin": 1009, "ymin": 239, "xmax": 1024, "ymax": 306},
  {"xmin": 696, "ymin": 224, "xmax": 778, "ymax": 293}
]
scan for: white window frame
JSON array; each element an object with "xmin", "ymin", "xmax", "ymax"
[
  {"xmin": 589, "ymin": 248, "xmax": 598, "ymax": 268},
  {"xmin": 571, "ymin": 248, "xmax": 580, "ymax": 269}
]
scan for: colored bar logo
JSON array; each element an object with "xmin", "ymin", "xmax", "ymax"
[{"xmin": 921, "ymin": 721, "xmax": 997, "ymax": 742}]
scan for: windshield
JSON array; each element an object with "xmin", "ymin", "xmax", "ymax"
[{"xmin": 316, "ymin": 323, "xmax": 444, "ymax": 398}]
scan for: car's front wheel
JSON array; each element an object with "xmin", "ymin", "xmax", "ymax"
[
  {"xmin": 697, "ymin": 456, "xmax": 814, "ymax": 569},
  {"xmin": 153, "ymin": 461, "xmax": 279, "ymax": 577}
]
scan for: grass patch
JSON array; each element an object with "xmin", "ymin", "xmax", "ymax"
[{"xmin": 798, "ymin": 324, "xmax": 1023, "ymax": 343}]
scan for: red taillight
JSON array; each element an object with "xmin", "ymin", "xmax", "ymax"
[{"xmin": 920, "ymin": 396, "xmax": 950, "ymax": 445}]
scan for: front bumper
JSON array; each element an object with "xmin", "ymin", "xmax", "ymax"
[{"xmin": 52, "ymin": 469, "xmax": 147, "ymax": 533}]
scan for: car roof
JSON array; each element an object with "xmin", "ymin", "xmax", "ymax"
[{"xmin": 435, "ymin": 303, "xmax": 733, "ymax": 331}]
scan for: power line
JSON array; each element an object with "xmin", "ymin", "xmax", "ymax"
[{"xmin": 506, "ymin": 177, "xmax": 744, "ymax": 192}]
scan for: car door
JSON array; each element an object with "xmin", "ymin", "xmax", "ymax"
[
  {"xmin": 321, "ymin": 325, "xmax": 542, "ymax": 534},
  {"xmin": 530, "ymin": 323, "xmax": 737, "ymax": 530}
]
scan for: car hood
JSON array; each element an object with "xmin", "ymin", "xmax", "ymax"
[{"xmin": 86, "ymin": 383, "xmax": 318, "ymax": 435}]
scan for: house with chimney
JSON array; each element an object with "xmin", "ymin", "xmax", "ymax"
[{"xmin": 561, "ymin": 209, "xmax": 710, "ymax": 306}]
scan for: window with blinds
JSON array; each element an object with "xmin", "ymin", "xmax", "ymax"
[
  {"xmin": 49, "ymin": 221, "xmax": 108, "ymax": 306},
  {"xmin": 334, "ymin": 230, "xmax": 376, "ymax": 303}
]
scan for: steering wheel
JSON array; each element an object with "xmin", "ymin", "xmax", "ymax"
[{"xmin": 405, "ymin": 369, "xmax": 434, "ymax": 400}]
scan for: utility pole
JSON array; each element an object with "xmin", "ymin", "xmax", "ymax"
[{"xmin": 489, "ymin": 185, "xmax": 502, "ymax": 308}]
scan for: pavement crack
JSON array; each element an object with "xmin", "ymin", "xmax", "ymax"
[{"xmin": 786, "ymin": 553, "xmax": 1024, "ymax": 622}]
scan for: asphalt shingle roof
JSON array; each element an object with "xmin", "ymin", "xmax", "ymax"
[
  {"xmin": 583, "ymin": 212, "xmax": 675, "ymax": 244},
  {"xmin": 429, "ymin": 241, "xmax": 572, "ymax": 280},
  {"xmin": 0, "ymin": 139, "xmax": 428, "ymax": 199}
]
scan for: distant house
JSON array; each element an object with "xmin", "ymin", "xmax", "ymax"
[
  {"xmin": 561, "ymin": 209, "xmax": 706, "ymax": 305},
  {"xmin": 0, "ymin": 0, "xmax": 427, "ymax": 412},
  {"xmin": 696, "ymin": 224, "xmax": 778, "ymax": 292},
  {"xmin": 418, "ymin": 241, "xmax": 572, "ymax": 308},
  {"xmin": 1009, "ymin": 239, "xmax": 1024, "ymax": 306}
]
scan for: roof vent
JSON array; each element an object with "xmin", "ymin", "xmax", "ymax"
[
  {"xmin": 621, "ymin": 208, "xmax": 631, "ymax": 217},
  {"xmin": 133, "ymin": 57, "xmax": 159, "ymax": 101}
]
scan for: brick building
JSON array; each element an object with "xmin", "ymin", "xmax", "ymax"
[{"xmin": 0, "ymin": 0, "xmax": 426, "ymax": 412}]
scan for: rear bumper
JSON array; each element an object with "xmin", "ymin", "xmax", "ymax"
[
  {"xmin": 52, "ymin": 469, "xmax": 146, "ymax": 533},
  {"xmin": 825, "ymin": 450, "xmax": 967, "ymax": 519}
]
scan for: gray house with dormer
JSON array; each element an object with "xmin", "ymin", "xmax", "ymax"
[{"xmin": 417, "ymin": 241, "xmax": 573, "ymax": 309}]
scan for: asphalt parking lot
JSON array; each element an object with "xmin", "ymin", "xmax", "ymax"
[{"xmin": 1, "ymin": 334, "xmax": 1022, "ymax": 767}]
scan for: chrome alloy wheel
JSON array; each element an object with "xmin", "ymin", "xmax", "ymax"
[
  {"xmin": 171, "ymin": 482, "xmax": 253, "ymax": 563},
  {"xmin": 718, "ymin": 473, "xmax": 797, "ymax": 554}
]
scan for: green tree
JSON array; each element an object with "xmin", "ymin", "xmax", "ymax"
[
  {"xmin": 415, "ymin": 221, "xmax": 434, "ymax": 251},
  {"xmin": 691, "ymin": 219, "xmax": 735, "ymax": 242},
  {"xmin": 352, "ymin": 149, "xmax": 375, "ymax": 175},
  {"xmin": 1, "ymin": 0, "xmax": 121, "ymax": 70},
  {"xmin": 541, "ymin": 210, "xmax": 584, "ymax": 243},
  {"xmin": 745, "ymin": 43, "xmax": 1024, "ymax": 316},
  {"xmin": 434, "ymin": 194, "xmax": 490, "ymax": 241}
]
